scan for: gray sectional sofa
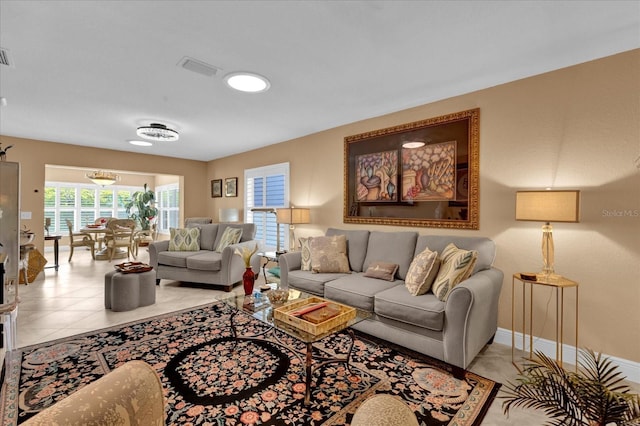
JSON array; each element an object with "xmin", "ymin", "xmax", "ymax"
[
  {"xmin": 278, "ymin": 228, "xmax": 503, "ymax": 368},
  {"xmin": 149, "ymin": 223, "xmax": 260, "ymax": 292}
]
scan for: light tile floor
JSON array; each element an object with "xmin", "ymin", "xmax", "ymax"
[{"xmin": 7, "ymin": 247, "xmax": 597, "ymax": 425}]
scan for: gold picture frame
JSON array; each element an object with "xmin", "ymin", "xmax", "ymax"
[
  {"xmin": 344, "ymin": 108, "xmax": 479, "ymax": 229},
  {"xmin": 224, "ymin": 177, "xmax": 238, "ymax": 197}
]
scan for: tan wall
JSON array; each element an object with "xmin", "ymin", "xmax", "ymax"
[
  {"xmin": 208, "ymin": 50, "xmax": 640, "ymax": 362},
  {"xmin": 0, "ymin": 137, "xmax": 209, "ymax": 249}
]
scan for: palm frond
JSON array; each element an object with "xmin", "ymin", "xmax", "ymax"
[{"xmin": 500, "ymin": 348, "xmax": 640, "ymax": 426}]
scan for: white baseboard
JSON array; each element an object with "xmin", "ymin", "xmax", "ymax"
[{"xmin": 495, "ymin": 328, "xmax": 640, "ymax": 384}]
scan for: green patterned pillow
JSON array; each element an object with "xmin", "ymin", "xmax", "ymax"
[
  {"xmin": 431, "ymin": 243, "xmax": 478, "ymax": 301},
  {"xmin": 168, "ymin": 227, "xmax": 200, "ymax": 251},
  {"xmin": 299, "ymin": 237, "xmax": 312, "ymax": 271},
  {"xmin": 405, "ymin": 248, "xmax": 441, "ymax": 295},
  {"xmin": 215, "ymin": 227, "xmax": 243, "ymax": 252}
]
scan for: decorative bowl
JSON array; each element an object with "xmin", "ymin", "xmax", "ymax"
[{"xmin": 266, "ymin": 289, "xmax": 289, "ymax": 305}]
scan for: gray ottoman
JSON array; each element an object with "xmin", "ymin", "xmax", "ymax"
[{"xmin": 105, "ymin": 269, "xmax": 156, "ymax": 312}]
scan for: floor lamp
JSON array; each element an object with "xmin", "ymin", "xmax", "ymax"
[
  {"xmin": 276, "ymin": 207, "xmax": 310, "ymax": 252},
  {"xmin": 515, "ymin": 190, "xmax": 580, "ymax": 277}
]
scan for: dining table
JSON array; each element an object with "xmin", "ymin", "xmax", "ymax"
[{"xmin": 80, "ymin": 225, "xmax": 128, "ymax": 261}]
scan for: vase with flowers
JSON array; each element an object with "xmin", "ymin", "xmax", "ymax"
[{"xmin": 235, "ymin": 244, "xmax": 258, "ymax": 295}]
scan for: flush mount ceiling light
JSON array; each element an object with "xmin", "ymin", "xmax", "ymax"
[
  {"xmin": 224, "ymin": 72, "xmax": 271, "ymax": 93},
  {"xmin": 402, "ymin": 141, "xmax": 426, "ymax": 149},
  {"xmin": 136, "ymin": 123, "xmax": 179, "ymax": 142},
  {"xmin": 129, "ymin": 140, "xmax": 153, "ymax": 147},
  {"xmin": 86, "ymin": 170, "xmax": 120, "ymax": 186}
]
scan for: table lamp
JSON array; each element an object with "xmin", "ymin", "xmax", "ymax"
[
  {"xmin": 219, "ymin": 208, "xmax": 239, "ymax": 223},
  {"xmin": 515, "ymin": 190, "xmax": 580, "ymax": 276},
  {"xmin": 276, "ymin": 207, "xmax": 310, "ymax": 252}
]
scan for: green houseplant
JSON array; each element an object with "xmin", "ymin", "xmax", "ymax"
[
  {"xmin": 124, "ymin": 183, "xmax": 158, "ymax": 231},
  {"xmin": 501, "ymin": 348, "xmax": 640, "ymax": 426}
]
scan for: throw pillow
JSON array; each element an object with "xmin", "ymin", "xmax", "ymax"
[
  {"xmin": 431, "ymin": 243, "xmax": 478, "ymax": 301},
  {"xmin": 363, "ymin": 261, "xmax": 399, "ymax": 281},
  {"xmin": 168, "ymin": 227, "xmax": 200, "ymax": 251},
  {"xmin": 299, "ymin": 237, "xmax": 312, "ymax": 271},
  {"xmin": 310, "ymin": 235, "xmax": 351, "ymax": 274},
  {"xmin": 405, "ymin": 248, "xmax": 441, "ymax": 296},
  {"xmin": 215, "ymin": 227, "xmax": 243, "ymax": 252}
]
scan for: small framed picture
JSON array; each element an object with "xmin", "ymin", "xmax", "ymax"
[
  {"xmin": 211, "ymin": 179, "xmax": 222, "ymax": 198},
  {"xmin": 224, "ymin": 177, "xmax": 238, "ymax": 197}
]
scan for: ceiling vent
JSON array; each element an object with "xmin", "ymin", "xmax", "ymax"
[
  {"xmin": 0, "ymin": 47, "xmax": 14, "ymax": 67},
  {"xmin": 178, "ymin": 56, "xmax": 220, "ymax": 77}
]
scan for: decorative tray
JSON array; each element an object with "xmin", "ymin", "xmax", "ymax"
[
  {"xmin": 86, "ymin": 224, "xmax": 103, "ymax": 228},
  {"xmin": 273, "ymin": 296, "xmax": 356, "ymax": 335},
  {"xmin": 115, "ymin": 262, "xmax": 153, "ymax": 274}
]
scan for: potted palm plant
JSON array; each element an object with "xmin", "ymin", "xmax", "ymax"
[
  {"xmin": 124, "ymin": 183, "xmax": 158, "ymax": 231},
  {"xmin": 501, "ymin": 348, "xmax": 640, "ymax": 426}
]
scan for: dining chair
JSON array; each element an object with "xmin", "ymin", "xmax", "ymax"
[
  {"xmin": 104, "ymin": 219, "xmax": 136, "ymax": 262},
  {"xmin": 65, "ymin": 219, "xmax": 96, "ymax": 262},
  {"xmin": 94, "ymin": 217, "xmax": 115, "ymax": 249}
]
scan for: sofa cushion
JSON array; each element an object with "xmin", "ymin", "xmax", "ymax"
[
  {"xmin": 324, "ymin": 274, "xmax": 401, "ymax": 312},
  {"xmin": 299, "ymin": 237, "xmax": 312, "ymax": 271},
  {"xmin": 215, "ymin": 227, "xmax": 243, "ymax": 252},
  {"xmin": 363, "ymin": 261, "xmax": 398, "ymax": 282},
  {"xmin": 363, "ymin": 231, "xmax": 418, "ymax": 280},
  {"xmin": 415, "ymin": 235, "xmax": 495, "ymax": 274},
  {"xmin": 157, "ymin": 250, "xmax": 206, "ymax": 268},
  {"xmin": 325, "ymin": 228, "xmax": 370, "ymax": 272},
  {"xmin": 310, "ymin": 235, "xmax": 351, "ymax": 273},
  {"xmin": 285, "ymin": 270, "xmax": 349, "ymax": 296},
  {"xmin": 215, "ymin": 223, "xmax": 257, "ymax": 247},
  {"xmin": 374, "ymin": 285, "xmax": 446, "ymax": 332},
  {"xmin": 168, "ymin": 227, "xmax": 200, "ymax": 251},
  {"xmin": 185, "ymin": 251, "xmax": 222, "ymax": 271},
  {"xmin": 432, "ymin": 243, "xmax": 478, "ymax": 301},
  {"xmin": 190, "ymin": 224, "xmax": 219, "ymax": 251},
  {"xmin": 405, "ymin": 248, "xmax": 441, "ymax": 296}
]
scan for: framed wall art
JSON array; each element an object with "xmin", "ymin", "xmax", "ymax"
[
  {"xmin": 224, "ymin": 177, "xmax": 238, "ymax": 197},
  {"xmin": 344, "ymin": 108, "xmax": 479, "ymax": 229},
  {"xmin": 211, "ymin": 179, "xmax": 222, "ymax": 198}
]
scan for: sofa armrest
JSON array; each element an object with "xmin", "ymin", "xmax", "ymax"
[
  {"xmin": 278, "ymin": 251, "xmax": 301, "ymax": 290},
  {"xmin": 148, "ymin": 240, "xmax": 170, "ymax": 268},
  {"xmin": 443, "ymin": 267, "xmax": 504, "ymax": 368},
  {"xmin": 219, "ymin": 240, "xmax": 260, "ymax": 285},
  {"xmin": 23, "ymin": 360, "xmax": 165, "ymax": 425}
]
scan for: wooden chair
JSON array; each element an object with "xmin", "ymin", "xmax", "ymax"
[
  {"xmin": 104, "ymin": 219, "xmax": 136, "ymax": 262},
  {"xmin": 65, "ymin": 219, "xmax": 96, "ymax": 262}
]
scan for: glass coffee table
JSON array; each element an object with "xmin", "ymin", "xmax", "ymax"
[{"xmin": 216, "ymin": 289, "xmax": 370, "ymax": 405}]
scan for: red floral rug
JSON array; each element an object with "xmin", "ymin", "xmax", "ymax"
[{"xmin": 0, "ymin": 303, "xmax": 499, "ymax": 425}]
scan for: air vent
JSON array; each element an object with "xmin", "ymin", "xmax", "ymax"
[
  {"xmin": 177, "ymin": 56, "xmax": 220, "ymax": 77},
  {"xmin": 0, "ymin": 47, "xmax": 13, "ymax": 67}
]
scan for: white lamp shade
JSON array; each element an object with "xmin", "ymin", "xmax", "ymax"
[
  {"xmin": 276, "ymin": 207, "xmax": 310, "ymax": 225},
  {"xmin": 219, "ymin": 208, "xmax": 239, "ymax": 222},
  {"xmin": 515, "ymin": 190, "xmax": 580, "ymax": 223}
]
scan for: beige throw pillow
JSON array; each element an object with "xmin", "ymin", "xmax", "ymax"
[
  {"xmin": 310, "ymin": 235, "xmax": 350, "ymax": 274},
  {"xmin": 168, "ymin": 227, "xmax": 201, "ymax": 251},
  {"xmin": 364, "ymin": 261, "xmax": 399, "ymax": 281},
  {"xmin": 405, "ymin": 248, "xmax": 441, "ymax": 295},
  {"xmin": 215, "ymin": 227, "xmax": 243, "ymax": 252},
  {"xmin": 299, "ymin": 237, "xmax": 312, "ymax": 271},
  {"xmin": 431, "ymin": 243, "xmax": 478, "ymax": 301}
]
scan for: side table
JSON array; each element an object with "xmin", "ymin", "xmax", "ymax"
[
  {"xmin": 258, "ymin": 251, "xmax": 283, "ymax": 285},
  {"xmin": 512, "ymin": 273, "xmax": 579, "ymax": 371},
  {"xmin": 44, "ymin": 235, "xmax": 62, "ymax": 271}
]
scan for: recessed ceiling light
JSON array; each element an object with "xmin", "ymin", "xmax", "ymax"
[
  {"xmin": 129, "ymin": 140, "xmax": 153, "ymax": 147},
  {"xmin": 136, "ymin": 123, "xmax": 179, "ymax": 141},
  {"xmin": 224, "ymin": 72, "xmax": 270, "ymax": 93}
]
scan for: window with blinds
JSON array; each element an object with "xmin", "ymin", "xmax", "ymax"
[
  {"xmin": 244, "ymin": 163, "xmax": 289, "ymax": 250},
  {"xmin": 156, "ymin": 183, "xmax": 180, "ymax": 233}
]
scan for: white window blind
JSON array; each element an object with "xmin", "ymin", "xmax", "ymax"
[
  {"xmin": 244, "ymin": 162, "xmax": 289, "ymax": 250},
  {"xmin": 156, "ymin": 183, "xmax": 180, "ymax": 233}
]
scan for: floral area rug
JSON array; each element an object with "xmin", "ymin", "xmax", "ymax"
[{"xmin": 1, "ymin": 302, "xmax": 499, "ymax": 425}]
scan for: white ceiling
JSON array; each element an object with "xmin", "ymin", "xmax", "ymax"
[{"xmin": 1, "ymin": 1, "xmax": 638, "ymax": 161}]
